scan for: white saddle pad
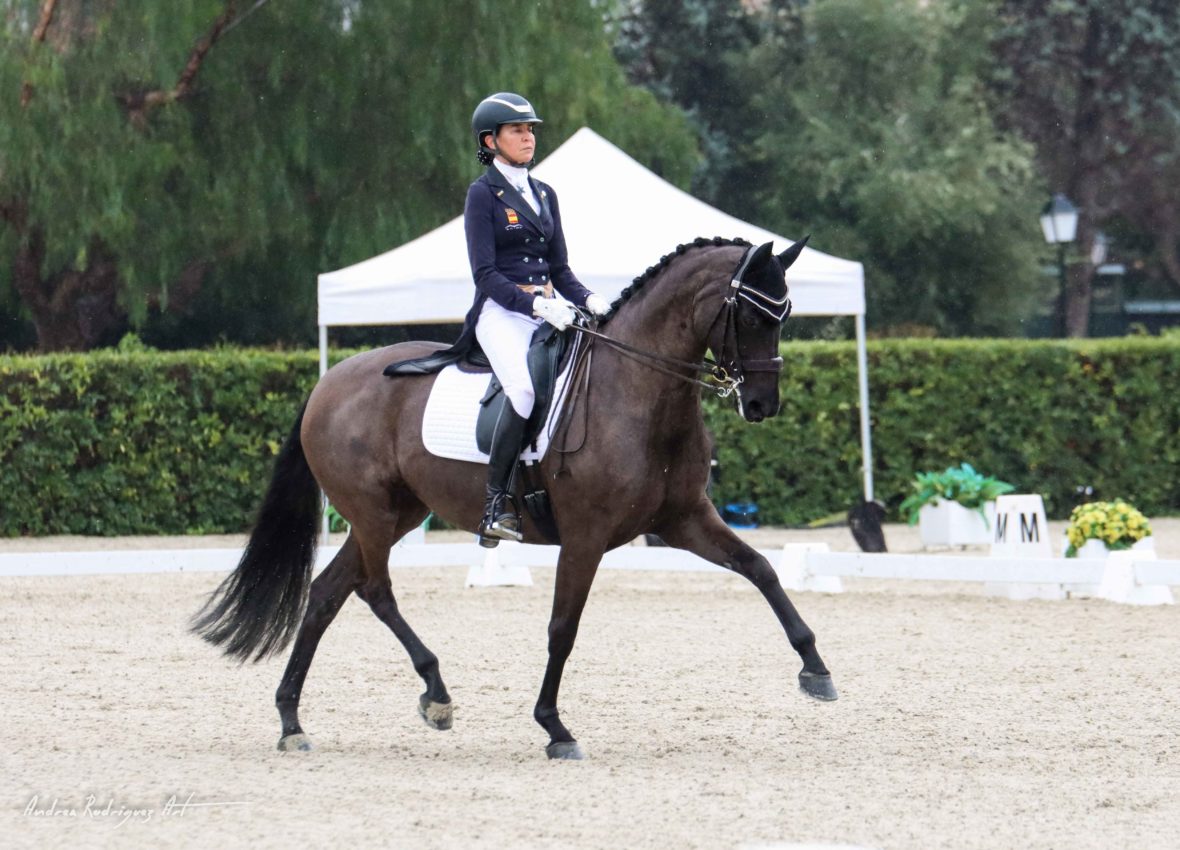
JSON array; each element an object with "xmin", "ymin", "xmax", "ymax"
[{"xmin": 421, "ymin": 356, "xmax": 575, "ymax": 464}]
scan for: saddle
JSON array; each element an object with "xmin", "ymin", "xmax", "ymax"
[{"xmin": 383, "ymin": 326, "xmax": 575, "ymax": 543}]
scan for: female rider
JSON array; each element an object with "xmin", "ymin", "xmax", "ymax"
[{"xmin": 462, "ymin": 92, "xmax": 610, "ymax": 546}]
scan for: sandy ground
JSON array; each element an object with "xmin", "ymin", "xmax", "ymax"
[{"xmin": 2, "ymin": 523, "xmax": 1178, "ymax": 849}]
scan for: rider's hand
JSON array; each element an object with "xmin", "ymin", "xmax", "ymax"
[
  {"xmin": 585, "ymin": 293, "xmax": 611, "ymax": 318},
  {"xmin": 533, "ymin": 296, "xmax": 576, "ymax": 331}
]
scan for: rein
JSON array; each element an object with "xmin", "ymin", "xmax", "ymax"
[
  {"xmin": 565, "ymin": 243, "xmax": 788, "ymax": 399},
  {"xmin": 568, "ymin": 321, "xmax": 743, "ymax": 398}
]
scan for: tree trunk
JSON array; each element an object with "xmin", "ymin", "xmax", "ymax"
[
  {"xmin": 1058, "ymin": 12, "xmax": 1105, "ymax": 339},
  {"xmin": 1062, "ymin": 259, "xmax": 1096, "ymax": 338},
  {"xmin": 12, "ymin": 228, "xmax": 123, "ymax": 351}
]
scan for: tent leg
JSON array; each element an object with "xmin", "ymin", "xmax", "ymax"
[
  {"xmin": 318, "ymin": 324, "xmax": 329, "ymax": 377},
  {"xmin": 855, "ymin": 313, "xmax": 874, "ymax": 502}
]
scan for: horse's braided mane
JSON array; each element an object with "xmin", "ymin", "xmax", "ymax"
[{"xmin": 603, "ymin": 236, "xmax": 752, "ymax": 323}]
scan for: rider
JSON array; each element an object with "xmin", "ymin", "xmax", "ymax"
[{"xmin": 463, "ymin": 92, "xmax": 611, "ymax": 546}]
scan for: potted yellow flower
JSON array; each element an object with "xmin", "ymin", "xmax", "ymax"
[{"xmin": 1065, "ymin": 500, "xmax": 1153, "ymax": 558}]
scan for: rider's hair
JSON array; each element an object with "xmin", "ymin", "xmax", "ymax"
[{"xmin": 604, "ymin": 236, "xmax": 752, "ymax": 322}]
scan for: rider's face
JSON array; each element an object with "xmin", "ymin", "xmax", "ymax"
[{"xmin": 490, "ymin": 122, "xmax": 536, "ymax": 165}]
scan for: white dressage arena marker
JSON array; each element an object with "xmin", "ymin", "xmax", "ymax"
[{"xmin": 990, "ymin": 494, "xmax": 1053, "ymax": 558}]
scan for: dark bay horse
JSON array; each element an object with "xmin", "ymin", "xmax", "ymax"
[{"xmin": 193, "ymin": 236, "xmax": 837, "ymax": 759}]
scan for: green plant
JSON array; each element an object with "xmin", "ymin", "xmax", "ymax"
[
  {"xmin": 898, "ymin": 463, "xmax": 1015, "ymax": 525},
  {"xmin": 325, "ymin": 503, "xmax": 350, "ymax": 534},
  {"xmin": 1065, "ymin": 500, "xmax": 1152, "ymax": 557}
]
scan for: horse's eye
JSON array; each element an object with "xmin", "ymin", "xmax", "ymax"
[{"xmin": 741, "ymin": 311, "xmax": 760, "ymax": 329}]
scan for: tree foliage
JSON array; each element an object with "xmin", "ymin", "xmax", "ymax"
[
  {"xmin": 0, "ymin": 0, "xmax": 696, "ymax": 351},
  {"xmin": 990, "ymin": 0, "xmax": 1180, "ymax": 336},
  {"xmin": 614, "ymin": 0, "xmax": 1048, "ymax": 336}
]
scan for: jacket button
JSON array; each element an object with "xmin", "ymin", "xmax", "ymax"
[
  {"xmin": 525, "ymin": 238, "xmax": 530, "ymax": 243},
  {"xmin": 539, "ymin": 237, "xmax": 545, "ymax": 242},
  {"xmin": 523, "ymin": 257, "xmax": 529, "ymax": 263},
  {"xmin": 529, "ymin": 276, "xmax": 534, "ymax": 282}
]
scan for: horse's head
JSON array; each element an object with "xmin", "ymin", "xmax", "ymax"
[{"xmin": 708, "ymin": 238, "xmax": 807, "ymax": 423}]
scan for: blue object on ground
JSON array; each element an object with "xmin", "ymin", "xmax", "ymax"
[{"xmin": 723, "ymin": 501, "xmax": 759, "ymax": 529}]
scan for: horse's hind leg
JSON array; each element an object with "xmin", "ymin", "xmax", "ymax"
[
  {"xmin": 276, "ymin": 535, "xmax": 364, "ymax": 752},
  {"xmin": 352, "ymin": 506, "xmax": 454, "ymax": 731},
  {"xmin": 657, "ymin": 498, "xmax": 837, "ymax": 701}
]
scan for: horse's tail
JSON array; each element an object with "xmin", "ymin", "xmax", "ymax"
[{"xmin": 191, "ymin": 401, "xmax": 320, "ymax": 662}]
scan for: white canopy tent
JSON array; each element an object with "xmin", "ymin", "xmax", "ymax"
[{"xmin": 317, "ymin": 128, "xmax": 874, "ymax": 501}]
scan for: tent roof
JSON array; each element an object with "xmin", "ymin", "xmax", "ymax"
[{"xmin": 317, "ymin": 127, "xmax": 864, "ymax": 327}]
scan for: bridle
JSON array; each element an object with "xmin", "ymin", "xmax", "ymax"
[{"xmin": 569, "ymin": 245, "xmax": 790, "ymax": 399}]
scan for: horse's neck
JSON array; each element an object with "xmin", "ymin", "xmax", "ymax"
[
  {"xmin": 582, "ymin": 263, "xmax": 720, "ymax": 432},
  {"xmin": 605, "ymin": 269, "xmax": 713, "ymax": 366}
]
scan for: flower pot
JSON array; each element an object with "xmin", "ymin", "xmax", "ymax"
[
  {"xmin": 918, "ymin": 500, "xmax": 996, "ymax": 547},
  {"xmin": 1070, "ymin": 536, "xmax": 1155, "ymax": 559},
  {"xmin": 1073, "ymin": 538, "xmax": 1109, "ymax": 559}
]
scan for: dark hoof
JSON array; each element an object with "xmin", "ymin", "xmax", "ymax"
[
  {"xmin": 798, "ymin": 670, "xmax": 838, "ymax": 701},
  {"xmin": 545, "ymin": 740, "xmax": 585, "ymax": 760},
  {"xmin": 418, "ymin": 694, "xmax": 454, "ymax": 730},
  {"xmin": 277, "ymin": 733, "xmax": 313, "ymax": 752}
]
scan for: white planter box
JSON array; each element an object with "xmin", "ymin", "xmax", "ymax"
[
  {"xmin": 1070, "ymin": 535, "xmax": 1155, "ymax": 559},
  {"xmin": 919, "ymin": 500, "xmax": 996, "ymax": 547}
]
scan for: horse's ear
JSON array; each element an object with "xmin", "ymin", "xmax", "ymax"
[
  {"xmin": 777, "ymin": 235, "xmax": 810, "ymax": 271},
  {"xmin": 750, "ymin": 241, "xmax": 774, "ymax": 267}
]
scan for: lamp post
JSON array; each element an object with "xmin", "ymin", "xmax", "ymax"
[{"xmin": 1040, "ymin": 193, "xmax": 1079, "ymax": 337}]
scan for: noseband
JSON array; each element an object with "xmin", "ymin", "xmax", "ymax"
[{"xmin": 570, "ymin": 245, "xmax": 790, "ymax": 398}]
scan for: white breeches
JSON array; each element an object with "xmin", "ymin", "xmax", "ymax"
[{"xmin": 475, "ymin": 298, "xmax": 542, "ymax": 419}]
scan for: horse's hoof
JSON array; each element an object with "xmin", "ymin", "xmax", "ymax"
[
  {"xmin": 798, "ymin": 670, "xmax": 839, "ymax": 701},
  {"xmin": 545, "ymin": 740, "xmax": 585, "ymax": 760},
  {"xmin": 418, "ymin": 695, "xmax": 453, "ymax": 730},
  {"xmin": 277, "ymin": 733, "xmax": 313, "ymax": 752}
]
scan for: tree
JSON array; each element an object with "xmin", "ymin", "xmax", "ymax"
[
  {"xmin": 609, "ymin": 0, "xmax": 805, "ymax": 213},
  {"xmin": 612, "ymin": 0, "xmax": 1048, "ymax": 336},
  {"xmin": 750, "ymin": 0, "xmax": 1048, "ymax": 335},
  {"xmin": 990, "ymin": 0, "xmax": 1180, "ymax": 336},
  {"xmin": 0, "ymin": 0, "xmax": 697, "ymax": 351}
]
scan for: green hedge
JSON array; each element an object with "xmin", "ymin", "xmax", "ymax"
[
  {"xmin": 2, "ymin": 338, "xmax": 1178, "ymax": 536},
  {"xmin": 0, "ymin": 348, "xmax": 318, "ymax": 535},
  {"xmin": 705, "ymin": 337, "xmax": 1180, "ymax": 524}
]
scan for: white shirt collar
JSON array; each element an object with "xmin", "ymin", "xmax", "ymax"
[
  {"xmin": 493, "ymin": 158, "xmax": 531, "ymax": 189},
  {"xmin": 493, "ymin": 158, "xmax": 539, "ymax": 214}
]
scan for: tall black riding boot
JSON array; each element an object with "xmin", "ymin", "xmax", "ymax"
[{"xmin": 478, "ymin": 406, "xmax": 529, "ymax": 548}]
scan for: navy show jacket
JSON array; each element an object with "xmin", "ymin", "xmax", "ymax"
[{"xmin": 448, "ymin": 165, "xmax": 592, "ymax": 356}]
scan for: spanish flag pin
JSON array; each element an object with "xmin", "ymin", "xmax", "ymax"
[{"xmin": 506, "ymin": 208, "xmax": 519, "ymax": 224}]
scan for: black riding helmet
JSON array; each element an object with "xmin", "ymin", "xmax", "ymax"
[{"xmin": 472, "ymin": 92, "xmax": 543, "ymax": 166}]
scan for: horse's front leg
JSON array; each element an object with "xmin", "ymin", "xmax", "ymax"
[
  {"xmin": 534, "ymin": 540, "xmax": 606, "ymax": 760},
  {"xmin": 657, "ymin": 498, "xmax": 838, "ymax": 701}
]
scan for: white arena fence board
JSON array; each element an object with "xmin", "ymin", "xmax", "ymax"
[
  {"xmin": 1, "ymin": 540, "xmax": 1176, "ymax": 606},
  {"xmin": 801, "ymin": 552, "xmax": 1108, "ymax": 585},
  {"xmin": 1132, "ymin": 561, "xmax": 1180, "ymax": 586}
]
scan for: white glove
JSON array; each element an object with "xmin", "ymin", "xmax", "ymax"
[
  {"xmin": 533, "ymin": 296, "xmax": 576, "ymax": 331},
  {"xmin": 585, "ymin": 293, "xmax": 611, "ymax": 318}
]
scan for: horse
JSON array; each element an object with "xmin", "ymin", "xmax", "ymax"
[{"xmin": 192, "ymin": 236, "xmax": 837, "ymax": 760}]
